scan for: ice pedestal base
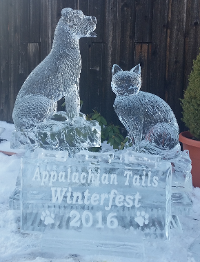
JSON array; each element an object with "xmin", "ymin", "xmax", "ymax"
[
  {"xmin": 9, "ymin": 175, "xmax": 21, "ymax": 210},
  {"xmin": 9, "ymin": 148, "xmax": 193, "ymax": 220},
  {"xmin": 20, "ymin": 149, "xmax": 172, "ymax": 257},
  {"xmin": 140, "ymin": 143, "xmax": 193, "ymax": 216},
  {"xmin": 11, "ymin": 112, "xmax": 101, "ymax": 156},
  {"xmin": 171, "ymin": 188, "xmax": 193, "ymax": 216},
  {"xmin": 166, "ymin": 149, "xmax": 193, "ymax": 217},
  {"xmin": 41, "ymin": 231, "xmax": 145, "ymax": 260}
]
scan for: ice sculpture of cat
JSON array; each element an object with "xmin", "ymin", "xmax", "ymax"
[
  {"xmin": 12, "ymin": 8, "xmax": 97, "ymax": 130},
  {"xmin": 111, "ymin": 64, "xmax": 179, "ymax": 152}
]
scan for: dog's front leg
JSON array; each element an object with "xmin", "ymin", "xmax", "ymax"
[{"xmin": 65, "ymin": 86, "xmax": 80, "ymax": 119}]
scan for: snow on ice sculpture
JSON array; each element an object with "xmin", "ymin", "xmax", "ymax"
[
  {"xmin": 111, "ymin": 64, "xmax": 179, "ymax": 154},
  {"xmin": 11, "ymin": 8, "xmax": 100, "ymax": 154}
]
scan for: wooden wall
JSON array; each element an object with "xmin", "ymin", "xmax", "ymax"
[{"xmin": 0, "ymin": 0, "xmax": 200, "ymax": 131}]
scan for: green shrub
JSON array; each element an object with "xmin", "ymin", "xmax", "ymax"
[
  {"xmin": 181, "ymin": 51, "xmax": 200, "ymax": 140},
  {"xmin": 87, "ymin": 110, "xmax": 129, "ymax": 150},
  {"xmin": 61, "ymin": 99, "xmax": 131, "ymax": 149}
]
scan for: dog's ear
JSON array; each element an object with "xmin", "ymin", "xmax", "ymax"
[
  {"xmin": 61, "ymin": 8, "xmax": 74, "ymax": 23},
  {"xmin": 112, "ymin": 64, "xmax": 123, "ymax": 76}
]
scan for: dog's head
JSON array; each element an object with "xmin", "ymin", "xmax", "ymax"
[{"xmin": 61, "ymin": 8, "xmax": 97, "ymax": 38}]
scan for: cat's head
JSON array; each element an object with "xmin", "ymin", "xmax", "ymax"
[{"xmin": 111, "ymin": 64, "xmax": 141, "ymax": 96}]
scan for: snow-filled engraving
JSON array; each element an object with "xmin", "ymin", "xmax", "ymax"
[
  {"xmin": 111, "ymin": 64, "xmax": 179, "ymax": 154},
  {"xmin": 135, "ymin": 211, "xmax": 149, "ymax": 227},
  {"xmin": 41, "ymin": 210, "xmax": 55, "ymax": 225}
]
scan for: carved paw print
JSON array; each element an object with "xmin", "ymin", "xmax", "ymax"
[
  {"xmin": 135, "ymin": 211, "xmax": 149, "ymax": 227},
  {"xmin": 41, "ymin": 210, "xmax": 55, "ymax": 225}
]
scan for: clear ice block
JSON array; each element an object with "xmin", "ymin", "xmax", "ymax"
[
  {"xmin": 20, "ymin": 149, "xmax": 172, "ymax": 257},
  {"xmin": 11, "ymin": 112, "xmax": 101, "ymax": 156}
]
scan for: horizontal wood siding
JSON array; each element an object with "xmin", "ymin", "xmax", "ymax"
[{"xmin": 0, "ymin": 0, "xmax": 200, "ymax": 132}]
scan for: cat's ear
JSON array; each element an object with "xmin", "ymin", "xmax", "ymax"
[
  {"xmin": 112, "ymin": 64, "xmax": 123, "ymax": 75},
  {"xmin": 130, "ymin": 64, "xmax": 141, "ymax": 74}
]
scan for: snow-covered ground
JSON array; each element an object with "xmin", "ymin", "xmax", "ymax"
[{"xmin": 0, "ymin": 120, "xmax": 200, "ymax": 262}]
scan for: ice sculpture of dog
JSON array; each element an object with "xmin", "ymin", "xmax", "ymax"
[
  {"xmin": 12, "ymin": 8, "xmax": 97, "ymax": 130},
  {"xmin": 111, "ymin": 64, "xmax": 179, "ymax": 152}
]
